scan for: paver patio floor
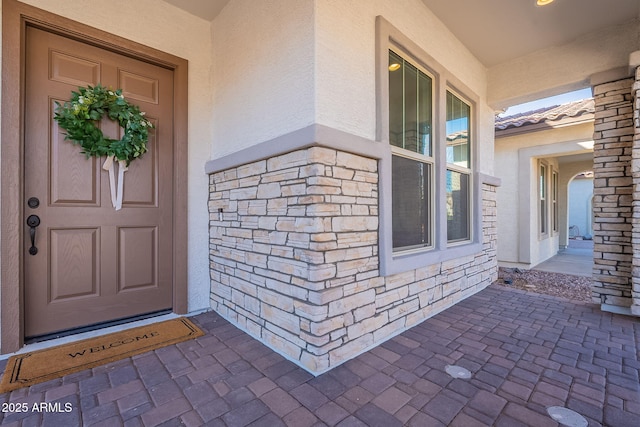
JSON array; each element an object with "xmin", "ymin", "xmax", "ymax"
[{"xmin": 1, "ymin": 284, "xmax": 639, "ymax": 426}]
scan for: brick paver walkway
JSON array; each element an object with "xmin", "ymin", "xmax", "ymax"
[{"xmin": 1, "ymin": 284, "xmax": 639, "ymax": 426}]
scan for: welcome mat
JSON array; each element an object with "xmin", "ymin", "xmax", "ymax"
[{"xmin": 0, "ymin": 317, "xmax": 204, "ymax": 393}]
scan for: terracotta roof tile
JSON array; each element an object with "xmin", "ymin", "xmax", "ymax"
[{"xmin": 495, "ymin": 98, "xmax": 594, "ymax": 131}]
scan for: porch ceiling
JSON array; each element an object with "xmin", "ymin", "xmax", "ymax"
[
  {"xmin": 421, "ymin": 0, "xmax": 640, "ymax": 67},
  {"xmin": 164, "ymin": 0, "xmax": 640, "ymax": 70}
]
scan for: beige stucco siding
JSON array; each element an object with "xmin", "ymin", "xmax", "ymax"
[
  {"xmin": 211, "ymin": 0, "xmax": 315, "ymax": 157},
  {"xmin": 209, "ymin": 0, "xmax": 495, "ymax": 176}
]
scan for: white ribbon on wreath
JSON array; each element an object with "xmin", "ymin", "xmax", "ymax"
[{"xmin": 102, "ymin": 156, "xmax": 128, "ymax": 211}]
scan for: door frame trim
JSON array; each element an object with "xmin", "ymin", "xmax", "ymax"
[{"xmin": 1, "ymin": 0, "xmax": 189, "ymax": 353}]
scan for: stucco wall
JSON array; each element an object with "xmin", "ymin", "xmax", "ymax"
[
  {"xmin": 494, "ymin": 141, "xmax": 521, "ymax": 264},
  {"xmin": 4, "ymin": 0, "xmax": 215, "ymax": 313},
  {"xmin": 569, "ymin": 177, "xmax": 594, "ymax": 238},
  {"xmin": 495, "ymin": 123, "xmax": 593, "ymax": 267},
  {"xmin": 211, "ymin": 0, "xmax": 315, "ymax": 158},
  {"xmin": 488, "ymin": 19, "xmax": 640, "ymax": 109},
  {"xmin": 211, "ymin": 0, "xmax": 495, "ymax": 176}
]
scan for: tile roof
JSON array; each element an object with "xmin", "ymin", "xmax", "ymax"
[{"xmin": 495, "ymin": 98, "xmax": 594, "ymax": 131}]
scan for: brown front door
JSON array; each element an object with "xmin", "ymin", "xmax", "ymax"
[{"xmin": 24, "ymin": 26, "xmax": 175, "ymax": 338}]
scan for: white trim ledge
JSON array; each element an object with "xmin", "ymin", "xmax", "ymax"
[
  {"xmin": 479, "ymin": 173, "xmax": 501, "ymax": 187},
  {"xmin": 205, "ymin": 124, "xmax": 385, "ymax": 174}
]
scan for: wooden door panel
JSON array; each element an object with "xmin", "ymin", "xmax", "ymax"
[
  {"xmin": 119, "ymin": 70, "xmax": 159, "ymax": 104},
  {"xmin": 24, "ymin": 26, "xmax": 174, "ymax": 338},
  {"xmin": 49, "ymin": 50, "xmax": 100, "ymax": 87},
  {"xmin": 122, "ymin": 121, "xmax": 157, "ymax": 206},
  {"xmin": 49, "ymin": 228, "xmax": 99, "ymax": 301},
  {"xmin": 50, "ymin": 99, "xmax": 100, "ymax": 205},
  {"xmin": 118, "ymin": 227, "xmax": 157, "ymax": 291}
]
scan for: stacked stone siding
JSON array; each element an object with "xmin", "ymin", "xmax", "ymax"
[
  {"xmin": 208, "ymin": 146, "xmax": 498, "ymax": 373},
  {"xmin": 633, "ymin": 67, "xmax": 640, "ymax": 315},
  {"xmin": 592, "ymin": 78, "xmax": 634, "ymax": 308}
]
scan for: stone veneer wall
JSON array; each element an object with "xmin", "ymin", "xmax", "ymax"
[
  {"xmin": 208, "ymin": 146, "xmax": 498, "ymax": 374},
  {"xmin": 633, "ymin": 67, "xmax": 640, "ymax": 316},
  {"xmin": 592, "ymin": 78, "xmax": 635, "ymax": 309}
]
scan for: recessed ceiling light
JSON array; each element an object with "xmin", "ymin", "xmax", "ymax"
[
  {"xmin": 537, "ymin": 0, "xmax": 554, "ymax": 5},
  {"xmin": 389, "ymin": 63, "xmax": 401, "ymax": 71}
]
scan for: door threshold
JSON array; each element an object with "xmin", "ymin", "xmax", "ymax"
[
  {"xmin": 2, "ymin": 311, "xmax": 178, "ymax": 361},
  {"xmin": 25, "ymin": 310, "xmax": 174, "ymax": 345}
]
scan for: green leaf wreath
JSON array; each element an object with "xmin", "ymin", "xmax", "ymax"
[{"xmin": 53, "ymin": 85, "xmax": 154, "ymax": 166}]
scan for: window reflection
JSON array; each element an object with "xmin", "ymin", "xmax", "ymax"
[
  {"xmin": 389, "ymin": 51, "xmax": 432, "ymax": 157},
  {"xmin": 446, "ymin": 92, "xmax": 470, "ymax": 168}
]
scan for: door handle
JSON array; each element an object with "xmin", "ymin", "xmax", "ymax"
[{"xmin": 26, "ymin": 215, "xmax": 40, "ymax": 255}]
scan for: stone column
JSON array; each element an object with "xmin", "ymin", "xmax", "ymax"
[{"xmin": 591, "ymin": 77, "xmax": 634, "ymax": 313}]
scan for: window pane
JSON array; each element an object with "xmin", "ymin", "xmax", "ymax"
[
  {"xmin": 540, "ymin": 164, "xmax": 547, "ymax": 234},
  {"xmin": 389, "ymin": 51, "xmax": 404, "ymax": 148},
  {"xmin": 404, "ymin": 62, "xmax": 418, "ymax": 152},
  {"xmin": 392, "ymin": 155, "xmax": 432, "ymax": 250},
  {"xmin": 388, "ymin": 50, "xmax": 432, "ymax": 156},
  {"xmin": 418, "ymin": 72, "xmax": 432, "ymax": 156},
  {"xmin": 446, "ymin": 170, "xmax": 470, "ymax": 242},
  {"xmin": 446, "ymin": 92, "xmax": 470, "ymax": 168}
]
